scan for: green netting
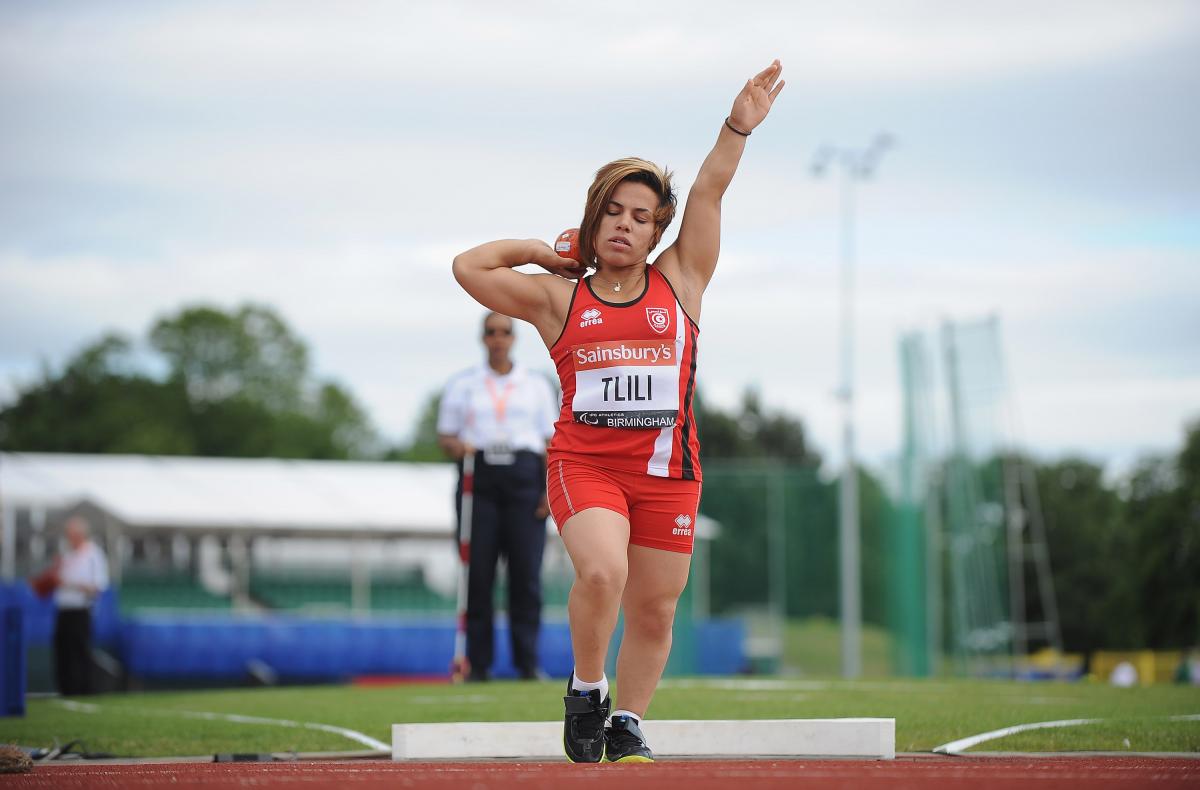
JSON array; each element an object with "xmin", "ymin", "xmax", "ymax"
[
  {"xmin": 892, "ymin": 318, "xmax": 1019, "ymax": 677},
  {"xmin": 118, "ymin": 569, "xmax": 232, "ymax": 613},
  {"xmin": 942, "ymin": 319, "xmax": 1012, "ymax": 673},
  {"xmin": 695, "ymin": 461, "xmax": 891, "ymax": 675},
  {"xmin": 250, "ymin": 574, "xmax": 354, "ymax": 610},
  {"xmin": 889, "ymin": 332, "xmax": 932, "ymax": 676},
  {"xmin": 702, "ymin": 462, "xmax": 837, "ymax": 620},
  {"xmin": 248, "ymin": 567, "xmax": 572, "ymax": 615},
  {"xmin": 370, "ymin": 578, "xmax": 455, "ymax": 612},
  {"xmin": 885, "ymin": 498, "xmax": 928, "ymax": 675}
]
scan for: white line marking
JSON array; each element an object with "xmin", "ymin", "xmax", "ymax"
[
  {"xmin": 662, "ymin": 678, "xmax": 836, "ymax": 691},
  {"xmin": 933, "ymin": 713, "xmax": 1200, "ymax": 754},
  {"xmin": 54, "ymin": 699, "xmax": 389, "ymax": 751},
  {"xmin": 933, "ymin": 718, "xmax": 1102, "ymax": 754},
  {"xmin": 661, "ymin": 678, "xmax": 967, "ymax": 693},
  {"xmin": 408, "ymin": 694, "xmax": 493, "ymax": 705},
  {"xmin": 56, "ymin": 700, "xmax": 101, "ymax": 713},
  {"xmin": 178, "ymin": 710, "xmax": 389, "ymax": 751}
]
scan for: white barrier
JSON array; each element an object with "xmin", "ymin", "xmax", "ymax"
[{"xmin": 393, "ymin": 718, "xmax": 895, "ymax": 761}]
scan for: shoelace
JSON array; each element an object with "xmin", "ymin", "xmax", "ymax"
[
  {"xmin": 573, "ymin": 709, "xmax": 606, "ymax": 740},
  {"xmin": 607, "ymin": 725, "xmax": 645, "ymax": 751}
]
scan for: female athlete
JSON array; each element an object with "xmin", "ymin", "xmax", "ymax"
[{"xmin": 452, "ymin": 59, "xmax": 784, "ymax": 762}]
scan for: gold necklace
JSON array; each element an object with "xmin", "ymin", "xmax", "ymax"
[{"xmin": 595, "ymin": 268, "xmax": 643, "ymax": 293}]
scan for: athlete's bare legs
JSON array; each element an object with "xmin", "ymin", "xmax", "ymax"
[
  {"xmin": 615, "ymin": 544, "xmax": 691, "ymax": 717},
  {"xmin": 561, "ymin": 510, "xmax": 692, "ymax": 717},
  {"xmin": 560, "ymin": 508, "xmax": 630, "ymax": 683}
]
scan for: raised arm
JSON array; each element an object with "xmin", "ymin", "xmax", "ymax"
[
  {"xmin": 452, "ymin": 240, "xmax": 585, "ymax": 346},
  {"xmin": 657, "ymin": 60, "xmax": 785, "ymax": 310}
]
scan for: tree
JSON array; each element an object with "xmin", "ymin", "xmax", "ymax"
[
  {"xmin": 1026, "ymin": 420, "xmax": 1200, "ymax": 653},
  {"xmin": 695, "ymin": 387, "xmax": 822, "ymax": 467},
  {"xmin": 149, "ymin": 304, "xmax": 307, "ymax": 411},
  {"xmin": 314, "ymin": 382, "xmax": 377, "ymax": 459},
  {"xmin": 0, "ymin": 334, "xmax": 195, "ymax": 455},
  {"xmin": 1123, "ymin": 419, "xmax": 1200, "ymax": 649},
  {"xmin": 0, "ymin": 304, "xmax": 378, "ymax": 460},
  {"xmin": 386, "ymin": 391, "xmax": 445, "ymax": 462},
  {"xmin": 1034, "ymin": 457, "xmax": 1133, "ymax": 651}
]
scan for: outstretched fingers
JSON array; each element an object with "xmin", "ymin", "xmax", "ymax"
[
  {"xmin": 729, "ymin": 59, "xmax": 785, "ymax": 131},
  {"xmin": 752, "ymin": 59, "xmax": 781, "ymax": 86},
  {"xmin": 748, "ymin": 60, "xmax": 783, "ymax": 106}
]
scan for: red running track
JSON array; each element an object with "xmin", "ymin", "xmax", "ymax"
[{"xmin": 11, "ymin": 757, "xmax": 1200, "ymax": 789}]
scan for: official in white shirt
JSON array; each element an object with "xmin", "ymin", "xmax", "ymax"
[
  {"xmin": 53, "ymin": 516, "xmax": 109, "ymax": 696},
  {"xmin": 438, "ymin": 312, "xmax": 558, "ymax": 680}
]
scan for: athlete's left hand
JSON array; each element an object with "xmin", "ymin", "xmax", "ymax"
[{"xmin": 728, "ymin": 59, "xmax": 785, "ymax": 134}]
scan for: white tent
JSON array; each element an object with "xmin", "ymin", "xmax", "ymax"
[
  {"xmin": 0, "ymin": 452, "xmax": 470, "ymax": 601},
  {"xmin": 0, "ymin": 452, "xmax": 713, "ymax": 612},
  {"xmin": 0, "ymin": 452, "xmax": 457, "ymax": 539}
]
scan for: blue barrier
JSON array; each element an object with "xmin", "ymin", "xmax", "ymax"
[
  {"xmin": 119, "ymin": 615, "xmax": 744, "ymax": 682},
  {"xmin": 2, "ymin": 604, "xmax": 25, "ymax": 716},
  {"xmin": 1, "ymin": 583, "xmax": 745, "ymax": 684},
  {"xmin": 120, "ymin": 616, "xmax": 574, "ymax": 680},
  {"xmin": 0, "ymin": 583, "xmax": 119, "ymax": 646},
  {"xmin": 696, "ymin": 618, "xmax": 748, "ymax": 675},
  {"xmin": 1, "ymin": 583, "xmax": 121, "ymax": 697}
]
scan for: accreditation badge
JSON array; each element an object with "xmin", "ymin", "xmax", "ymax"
[{"xmin": 483, "ymin": 430, "xmax": 516, "ymax": 466}]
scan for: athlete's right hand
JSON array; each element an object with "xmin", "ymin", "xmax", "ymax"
[{"xmin": 528, "ymin": 239, "xmax": 588, "ymax": 280}]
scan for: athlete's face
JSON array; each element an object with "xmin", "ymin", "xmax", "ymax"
[{"xmin": 594, "ymin": 180, "xmax": 659, "ymax": 268}]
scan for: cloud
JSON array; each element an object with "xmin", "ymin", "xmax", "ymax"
[
  {"xmin": 4, "ymin": 1, "xmax": 1194, "ymax": 96},
  {"xmin": 0, "ymin": 240, "xmax": 542, "ymax": 448},
  {"xmin": 1, "ymin": 1, "xmax": 1197, "ymax": 473}
]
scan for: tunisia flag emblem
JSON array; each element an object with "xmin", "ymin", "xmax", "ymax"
[{"xmin": 646, "ymin": 307, "xmax": 670, "ymax": 335}]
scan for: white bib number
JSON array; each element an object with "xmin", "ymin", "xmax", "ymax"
[{"xmin": 570, "ymin": 340, "xmax": 680, "ymax": 430}]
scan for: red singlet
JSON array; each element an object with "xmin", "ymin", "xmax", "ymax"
[{"xmin": 547, "ymin": 265, "xmax": 701, "ymax": 482}]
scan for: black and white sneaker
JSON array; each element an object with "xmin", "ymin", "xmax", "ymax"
[
  {"xmin": 605, "ymin": 714, "xmax": 654, "ymax": 763},
  {"xmin": 563, "ymin": 676, "xmax": 609, "ymax": 763}
]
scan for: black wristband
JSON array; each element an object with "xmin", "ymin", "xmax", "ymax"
[{"xmin": 724, "ymin": 117, "xmax": 751, "ymax": 137}]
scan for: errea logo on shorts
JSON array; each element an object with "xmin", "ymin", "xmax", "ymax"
[
  {"xmin": 579, "ymin": 307, "xmax": 603, "ymax": 328},
  {"xmin": 672, "ymin": 513, "xmax": 693, "ymax": 536}
]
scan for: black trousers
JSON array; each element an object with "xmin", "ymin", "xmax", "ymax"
[
  {"xmin": 54, "ymin": 608, "xmax": 93, "ymax": 696},
  {"xmin": 456, "ymin": 451, "xmax": 546, "ymax": 676}
]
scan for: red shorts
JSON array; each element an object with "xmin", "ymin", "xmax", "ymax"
[{"xmin": 546, "ymin": 457, "xmax": 702, "ymax": 554}]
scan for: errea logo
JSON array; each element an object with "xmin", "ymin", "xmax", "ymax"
[
  {"xmin": 672, "ymin": 513, "xmax": 693, "ymax": 536},
  {"xmin": 579, "ymin": 307, "xmax": 603, "ymax": 328}
]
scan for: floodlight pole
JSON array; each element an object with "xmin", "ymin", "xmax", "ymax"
[{"xmin": 812, "ymin": 135, "xmax": 892, "ymax": 679}]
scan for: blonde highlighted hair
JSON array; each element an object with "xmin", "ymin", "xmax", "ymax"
[{"xmin": 578, "ymin": 157, "xmax": 677, "ymax": 268}]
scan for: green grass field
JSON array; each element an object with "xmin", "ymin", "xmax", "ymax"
[
  {"xmin": 3, "ymin": 677, "xmax": 1198, "ymax": 758},
  {"xmin": 781, "ymin": 616, "xmax": 894, "ymax": 677},
  {"xmin": 5, "ymin": 620, "xmax": 1197, "ymax": 757}
]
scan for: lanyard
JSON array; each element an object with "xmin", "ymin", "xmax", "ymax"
[{"xmin": 484, "ymin": 375, "xmax": 514, "ymax": 424}]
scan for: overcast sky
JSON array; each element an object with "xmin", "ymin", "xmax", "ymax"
[{"xmin": 2, "ymin": 1, "xmax": 1197, "ymax": 476}]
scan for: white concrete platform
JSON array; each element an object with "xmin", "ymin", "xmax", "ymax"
[{"xmin": 392, "ymin": 718, "xmax": 895, "ymax": 761}]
